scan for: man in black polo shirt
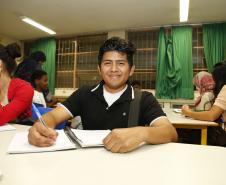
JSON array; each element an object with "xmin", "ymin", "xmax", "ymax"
[{"xmin": 28, "ymin": 37, "xmax": 178, "ymax": 153}]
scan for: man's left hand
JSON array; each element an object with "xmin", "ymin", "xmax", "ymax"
[{"xmin": 103, "ymin": 127, "xmax": 146, "ymax": 153}]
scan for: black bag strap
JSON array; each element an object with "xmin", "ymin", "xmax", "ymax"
[{"xmin": 128, "ymin": 89, "xmax": 142, "ymax": 127}]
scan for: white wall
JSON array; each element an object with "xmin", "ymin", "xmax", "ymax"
[{"xmin": 108, "ymin": 30, "xmax": 125, "ymax": 39}]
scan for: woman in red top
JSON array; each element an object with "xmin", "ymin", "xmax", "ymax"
[{"xmin": 0, "ymin": 43, "xmax": 34, "ymax": 126}]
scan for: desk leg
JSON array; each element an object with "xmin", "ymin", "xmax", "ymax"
[{"xmin": 201, "ymin": 127, "xmax": 207, "ymax": 145}]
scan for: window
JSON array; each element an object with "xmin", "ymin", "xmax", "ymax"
[
  {"xmin": 53, "ymin": 27, "xmax": 206, "ymax": 90},
  {"xmin": 127, "ymin": 29, "xmax": 159, "ymax": 89},
  {"xmin": 56, "ymin": 34, "xmax": 107, "ymax": 88},
  {"xmin": 127, "ymin": 26, "xmax": 206, "ymax": 89},
  {"xmin": 192, "ymin": 26, "xmax": 207, "ymax": 74}
]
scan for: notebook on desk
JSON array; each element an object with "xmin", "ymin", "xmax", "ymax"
[
  {"xmin": 7, "ymin": 127, "xmax": 111, "ymax": 154},
  {"xmin": 65, "ymin": 127, "xmax": 111, "ymax": 147}
]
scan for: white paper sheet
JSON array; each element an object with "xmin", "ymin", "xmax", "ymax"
[
  {"xmin": 7, "ymin": 130, "xmax": 76, "ymax": 154},
  {"xmin": 71, "ymin": 129, "xmax": 111, "ymax": 147},
  {"xmin": 0, "ymin": 124, "xmax": 16, "ymax": 132}
]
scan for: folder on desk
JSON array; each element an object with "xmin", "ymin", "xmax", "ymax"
[{"xmin": 7, "ymin": 127, "xmax": 111, "ymax": 154}]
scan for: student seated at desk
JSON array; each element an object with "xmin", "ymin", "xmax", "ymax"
[
  {"xmin": 15, "ymin": 51, "xmax": 46, "ymax": 83},
  {"xmin": 193, "ymin": 71, "xmax": 215, "ymax": 111},
  {"xmin": 0, "ymin": 43, "xmax": 34, "ymax": 126},
  {"xmin": 31, "ymin": 70, "xmax": 48, "ymax": 108},
  {"xmin": 15, "ymin": 51, "xmax": 58, "ymax": 107},
  {"xmin": 31, "ymin": 70, "xmax": 58, "ymax": 107},
  {"xmin": 28, "ymin": 37, "xmax": 178, "ymax": 153},
  {"xmin": 182, "ymin": 62, "xmax": 226, "ymax": 146}
]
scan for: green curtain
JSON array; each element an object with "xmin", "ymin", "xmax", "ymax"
[
  {"xmin": 172, "ymin": 26, "xmax": 193, "ymax": 98},
  {"xmin": 156, "ymin": 28, "xmax": 181, "ymax": 98},
  {"xmin": 30, "ymin": 38, "xmax": 56, "ymax": 93},
  {"xmin": 155, "ymin": 28, "xmax": 168, "ymax": 98},
  {"xmin": 203, "ymin": 23, "xmax": 226, "ymax": 72},
  {"xmin": 156, "ymin": 26, "xmax": 193, "ymax": 99}
]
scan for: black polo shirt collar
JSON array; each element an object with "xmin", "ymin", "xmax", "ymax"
[{"xmin": 90, "ymin": 80, "xmax": 135, "ymax": 104}]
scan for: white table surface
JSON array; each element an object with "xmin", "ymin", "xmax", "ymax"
[
  {"xmin": 0, "ymin": 124, "xmax": 226, "ymax": 185},
  {"xmin": 164, "ymin": 108, "xmax": 218, "ymax": 126}
]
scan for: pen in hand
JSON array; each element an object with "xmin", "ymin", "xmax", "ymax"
[{"xmin": 32, "ymin": 103, "xmax": 48, "ymax": 127}]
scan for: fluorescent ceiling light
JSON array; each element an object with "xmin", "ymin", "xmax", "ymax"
[
  {"xmin": 180, "ymin": 0, "xmax": 189, "ymax": 22},
  {"xmin": 21, "ymin": 17, "xmax": 56, "ymax": 35}
]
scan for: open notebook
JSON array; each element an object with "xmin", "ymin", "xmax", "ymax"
[
  {"xmin": 65, "ymin": 127, "xmax": 111, "ymax": 147},
  {"xmin": 7, "ymin": 127, "xmax": 111, "ymax": 154}
]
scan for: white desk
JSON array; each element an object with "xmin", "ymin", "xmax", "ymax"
[
  {"xmin": 164, "ymin": 108, "xmax": 219, "ymax": 145},
  {"xmin": 1, "ymin": 124, "xmax": 226, "ymax": 185},
  {"xmin": 158, "ymin": 99, "xmax": 195, "ymax": 108}
]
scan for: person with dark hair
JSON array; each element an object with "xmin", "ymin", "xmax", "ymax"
[
  {"xmin": 0, "ymin": 43, "xmax": 34, "ymax": 126},
  {"xmin": 182, "ymin": 62, "xmax": 226, "ymax": 146},
  {"xmin": 131, "ymin": 80, "xmax": 142, "ymax": 90},
  {"xmin": 15, "ymin": 50, "xmax": 57, "ymax": 106},
  {"xmin": 14, "ymin": 50, "xmax": 46, "ymax": 83},
  {"xmin": 31, "ymin": 70, "xmax": 48, "ymax": 107},
  {"xmin": 213, "ymin": 60, "xmax": 226, "ymax": 68},
  {"xmin": 28, "ymin": 37, "xmax": 177, "ymax": 153},
  {"xmin": 30, "ymin": 51, "xmax": 46, "ymax": 67}
]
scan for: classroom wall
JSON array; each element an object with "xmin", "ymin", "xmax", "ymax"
[{"xmin": 108, "ymin": 30, "xmax": 125, "ymax": 39}]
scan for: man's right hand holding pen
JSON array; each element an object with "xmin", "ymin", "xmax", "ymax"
[
  {"xmin": 28, "ymin": 106, "xmax": 72, "ymax": 147},
  {"xmin": 28, "ymin": 122, "xmax": 58, "ymax": 147}
]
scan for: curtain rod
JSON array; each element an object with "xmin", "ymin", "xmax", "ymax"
[{"xmin": 127, "ymin": 21, "xmax": 226, "ymax": 31}]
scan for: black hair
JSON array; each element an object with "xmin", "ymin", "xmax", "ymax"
[
  {"xmin": 212, "ymin": 63, "xmax": 226, "ymax": 97},
  {"xmin": 131, "ymin": 80, "xmax": 141, "ymax": 87},
  {"xmin": 213, "ymin": 60, "xmax": 226, "ymax": 68},
  {"xmin": 31, "ymin": 70, "xmax": 47, "ymax": 88},
  {"xmin": 30, "ymin": 51, "xmax": 46, "ymax": 62},
  {"xmin": 98, "ymin": 37, "xmax": 136, "ymax": 67},
  {"xmin": 0, "ymin": 43, "xmax": 21, "ymax": 76}
]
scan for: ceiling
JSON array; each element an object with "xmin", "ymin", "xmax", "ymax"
[{"xmin": 1, "ymin": 0, "xmax": 226, "ymax": 41}]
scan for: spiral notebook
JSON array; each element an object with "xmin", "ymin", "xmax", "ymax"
[{"xmin": 7, "ymin": 127, "xmax": 110, "ymax": 154}]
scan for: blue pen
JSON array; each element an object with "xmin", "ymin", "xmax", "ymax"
[{"xmin": 32, "ymin": 103, "xmax": 47, "ymax": 127}]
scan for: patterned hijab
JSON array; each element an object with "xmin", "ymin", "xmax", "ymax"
[
  {"xmin": 193, "ymin": 71, "xmax": 215, "ymax": 94},
  {"xmin": 193, "ymin": 71, "xmax": 215, "ymax": 106}
]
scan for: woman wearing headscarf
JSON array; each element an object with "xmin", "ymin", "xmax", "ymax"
[
  {"xmin": 193, "ymin": 71, "xmax": 215, "ymax": 111},
  {"xmin": 182, "ymin": 62, "xmax": 226, "ymax": 146}
]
